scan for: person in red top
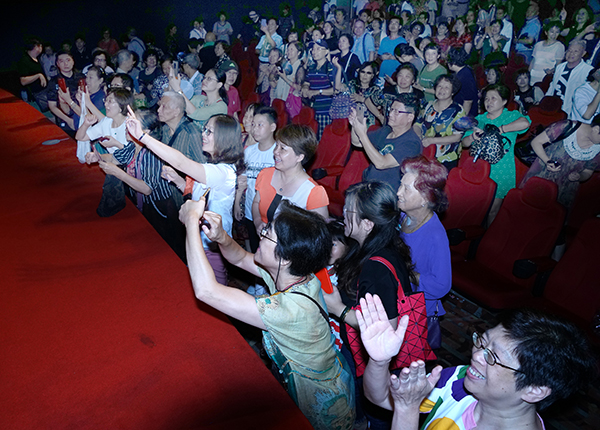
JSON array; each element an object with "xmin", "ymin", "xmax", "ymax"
[
  {"xmin": 98, "ymin": 28, "xmax": 119, "ymax": 57},
  {"xmin": 221, "ymin": 60, "xmax": 241, "ymax": 120}
]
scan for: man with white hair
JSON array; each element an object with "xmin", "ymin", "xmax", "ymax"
[
  {"xmin": 157, "ymin": 91, "xmax": 206, "ymax": 262},
  {"xmin": 546, "ymin": 39, "xmax": 594, "ymax": 116}
]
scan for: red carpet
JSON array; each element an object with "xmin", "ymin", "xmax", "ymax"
[{"xmin": 0, "ymin": 89, "xmax": 312, "ymax": 430}]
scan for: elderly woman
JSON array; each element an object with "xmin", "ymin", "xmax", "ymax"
[
  {"xmin": 414, "ymin": 74, "xmax": 465, "ymax": 170},
  {"xmin": 179, "ymin": 198, "xmax": 355, "ymax": 430},
  {"xmin": 462, "ymin": 84, "xmax": 530, "ymax": 225},
  {"xmin": 520, "ymin": 115, "xmax": 600, "ymax": 211},
  {"xmin": 375, "ymin": 62, "xmax": 424, "ymax": 125},
  {"xmin": 397, "ymin": 156, "xmax": 451, "ymax": 349},
  {"xmin": 252, "ymin": 124, "xmax": 329, "ymax": 234},
  {"xmin": 335, "ymin": 61, "xmax": 382, "ymax": 129},
  {"xmin": 358, "ymin": 296, "xmax": 596, "ymax": 430},
  {"xmin": 126, "ymin": 111, "xmax": 243, "ymax": 284}
]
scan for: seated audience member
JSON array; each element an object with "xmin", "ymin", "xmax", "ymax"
[
  {"xmin": 375, "ymin": 62, "xmax": 424, "ymax": 125},
  {"xmin": 127, "ymin": 112, "xmax": 243, "ymax": 285},
  {"xmin": 109, "ymin": 73, "xmax": 134, "ymax": 92},
  {"xmin": 256, "ymin": 17, "xmax": 284, "ymax": 64},
  {"xmin": 570, "ymin": 68, "xmax": 600, "ymax": 124},
  {"xmin": 72, "ymin": 35, "xmax": 90, "ymax": 72},
  {"xmin": 350, "ymin": 93, "xmax": 422, "ymax": 191},
  {"xmin": 334, "ymin": 34, "xmax": 362, "ymax": 88},
  {"xmin": 178, "ymin": 198, "xmax": 355, "ymax": 430},
  {"xmin": 214, "ymin": 41, "xmax": 231, "ymax": 71},
  {"xmin": 397, "ymin": 156, "xmax": 451, "ymax": 349},
  {"xmin": 17, "ymin": 38, "xmax": 47, "ymax": 107},
  {"xmin": 514, "ymin": 69, "xmax": 544, "ymax": 113},
  {"xmin": 252, "ymin": 125, "xmax": 329, "ymax": 234},
  {"xmin": 352, "ymin": 19, "xmax": 376, "ymax": 64},
  {"xmin": 546, "ymin": 39, "xmax": 594, "ymax": 116},
  {"xmin": 359, "ymin": 295, "xmax": 597, "ymax": 430},
  {"xmin": 181, "ymin": 53, "xmax": 203, "ymax": 97},
  {"xmin": 113, "ymin": 49, "xmax": 139, "ymax": 93},
  {"xmin": 40, "ymin": 44, "xmax": 58, "ymax": 80},
  {"xmin": 530, "ymin": 21, "xmax": 565, "ymax": 85},
  {"xmin": 198, "ymin": 32, "xmax": 218, "ymax": 74},
  {"xmin": 302, "ymin": 39, "xmax": 336, "ymax": 140},
  {"xmin": 170, "ymin": 68, "xmax": 228, "ymax": 131},
  {"xmin": 514, "ymin": 2, "xmax": 542, "ymax": 64},
  {"xmin": 138, "ymin": 49, "xmax": 163, "ymax": 102},
  {"xmin": 414, "ymin": 74, "xmax": 465, "ymax": 170},
  {"xmin": 462, "ymin": 84, "xmax": 531, "ymax": 225},
  {"xmin": 520, "ymin": 114, "xmax": 600, "ymax": 210},
  {"xmin": 378, "ymin": 16, "xmax": 407, "ymax": 81},
  {"xmin": 83, "ymin": 49, "xmax": 115, "ymax": 75},
  {"xmin": 98, "ymin": 27, "xmax": 119, "ymax": 57},
  {"xmin": 47, "ymin": 50, "xmax": 85, "ymax": 133},
  {"xmin": 446, "ymin": 47, "xmax": 478, "ymax": 118},
  {"xmin": 415, "ymin": 43, "xmax": 447, "ymax": 104},
  {"xmin": 221, "ymin": 60, "xmax": 240, "ymax": 119},
  {"xmin": 484, "ymin": 66, "xmax": 500, "ymax": 87},
  {"xmin": 235, "ymin": 106, "xmax": 277, "ymax": 251}
]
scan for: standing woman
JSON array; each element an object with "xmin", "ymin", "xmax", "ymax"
[
  {"xmin": 530, "ymin": 21, "xmax": 565, "ymax": 85},
  {"xmin": 335, "ymin": 61, "xmax": 382, "ymax": 130},
  {"xmin": 165, "ymin": 24, "xmax": 180, "ymax": 58},
  {"xmin": 323, "ymin": 21, "xmax": 339, "ymax": 55},
  {"xmin": 397, "ymin": 156, "xmax": 451, "ymax": 349},
  {"xmin": 452, "ymin": 16, "xmax": 473, "ymax": 55},
  {"xmin": 473, "ymin": 20, "xmax": 508, "ymax": 65},
  {"xmin": 562, "ymin": 7, "xmax": 594, "ymax": 44},
  {"xmin": 252, "ymin": 124, "xmax": 329, "ymax": 234},
  {"xmin": 334, "ymin": 34, "xmax": 362, "ymax": 88},
  {"xmin": 126, "ymin": 112, "xmax": 244, "ymax": 284},
  {"xmin": 179, "ymin": 199, "xmax": 355, "ymax": 430},
  {"xmin": 462, "ymin": 84, "xmax": 531, "ymax": 225},
  {"xmin": 170, "ymin": 68, "xmax": 228, "ymax": 131},
  {"xmin": 213, "ymin": 11, "xmax": 234, "ymax": 44},
  {"xmin": 375, "ymin": 62, "xmax": 424, "ymax": 125},
  {"xmin": 431, "ymin": 22, "xmax": 454, "ymax": 59},
  {"xmin": 414, "ymin": 74, "xmax": 465, "ymax": 170},
  {"xmin": 415, "ymin": 43, "xmax": 447, "ymax": 104}
]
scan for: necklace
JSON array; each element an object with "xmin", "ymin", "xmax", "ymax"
[
  {"xmin": 277, "ymin": 276, "xmax": 308, "ymax": 293},
  {"xmin": 402, "ymin": 211, "xmax": 433, "ymax": 234}
]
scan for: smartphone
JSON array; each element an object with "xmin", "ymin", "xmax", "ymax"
[
  {"xmin": 356, "ymin": 103, "xmax": 366, "ymax": 123},
  {"xmin": 172, "ymin": 61, "xmax": 179, "ymax": 76},
  {"xmin": 78, "ymin": 78, "xmax": 86, "ymax": 93},
  {"xmin": 58, "ymin": 77, "xmax": 67, "ymax": 93},
  {"xmin": 200, "ymin": 188, "xmax": 211, "ymax": 230},
  {"xmin": 548, "ymin": 160, "xmax": 561, "ymax": 168},
  {"xmin": 261, "ymin": 18, "xmax": 267, "ymax": 27}
]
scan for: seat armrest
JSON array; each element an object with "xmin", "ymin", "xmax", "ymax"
[
  {"xmin": 446, "ymin": 225, "xmax": 485, "ymax": 246},
  {"xmin": 512, "ymin": 257, "xmax": 557, "ymax": 279}
]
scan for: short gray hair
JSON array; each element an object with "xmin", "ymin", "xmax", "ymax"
[
  {"xmin": 182, "ymin": 53, "xmax": 200, "ymax": 70},
  {"xmin": 569, "ymin": 39, "xmax": 587, "ymax": 51},
  {"xmin": 161, "ymin": 91, "xmax": 186, "ymax": 115},
  {"xmin": 114, "ymin": 49, "xmax": 133, "ymax": 67}
]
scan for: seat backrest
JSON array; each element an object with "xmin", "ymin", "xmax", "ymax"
[
  {"xmin": 308, "ymin": 119, "xmax": 351, "ymax": 186},
  {"xmin": 543, "ymin": 217, "xmax": 600, "ymax": 322},
  {"xmin": 476, "ymin": 177, "xmax": 566, "ymax": 285},
  {"xmin": 292, "ymin": 106, "xmax": 318, "ymax": 135},
  {"xmin": 326, "ymin": 149, "xmax": 370, "ymax": 217},
  {"xmin": 271, "ymin": 99, "xmax": 289, "ymax": 129},
  {"xmin": 441, "ymin": 158, "xmax": 496, "ymax": 230}
]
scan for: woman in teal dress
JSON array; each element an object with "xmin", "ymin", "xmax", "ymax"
[
  {"xmin": 178, "ymin": 196, "xmax": 355, "ymax": 430},
  {"xmin": 462, "ymin": 84, "xmax": 530, "ymax": 224}
]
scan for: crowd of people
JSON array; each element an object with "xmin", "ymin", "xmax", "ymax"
[{"xmin": 15, "ymin": 0, "xmax": 599, "ymax": 429}]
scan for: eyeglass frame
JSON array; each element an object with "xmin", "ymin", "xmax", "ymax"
[
  {"xmin": 260, "ymin": 223, "xmax": 277, "ymax": 245},
  {"xmin": 472, "ymin": 332, "xmax": 525, "ymax": 374}
]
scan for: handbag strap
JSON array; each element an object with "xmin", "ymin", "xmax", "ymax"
[
  {"xmin": 266, "ymin": 193, "xmax": 283, "ymax": 223},
  {"xmin": 290, "ymin": 291, "xmax": 330, "ymax": 324},
  {"xmin": 366, "ymin": 256, "xmax": 407, "ymax": 301}
]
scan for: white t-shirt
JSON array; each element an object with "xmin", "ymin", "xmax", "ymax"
[
  {"xmin": 85, "ymin": 117, "xmax": 128, "ymax": 154},
  {"xmin": 243, "ymin": 143, "xmax": 275, "ymax": 220},
  {"xmin": 192, "ymin": 163, "xmax": 237, "ymax": 249},
  {"xmin": 570, "ymin": 82, "xmax": 600, "ymax": 124}
]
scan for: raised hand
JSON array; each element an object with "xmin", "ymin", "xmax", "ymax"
[
  {"xmin": 357, "ymin": 293, "xmax": 408, "ymax": 363},
  {"xmin": 389, "ymin": 360, "xmax": 442, "ymax": 408},
  {"xmin": 201, "ymin": 210, "xmax": 228, "ymax": 243},
  {"xmin": 125, "ymin": 105, "xmax": 143, "ymax": 140}
]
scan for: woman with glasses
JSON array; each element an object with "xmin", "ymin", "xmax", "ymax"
[
  {"xmin": 169, "ymin": 68, "xmax": 228, "ymax": 131},
  {"xmin": 126, "ymin": 111, "xmax": 243, "ymax": 284},
  {"xmin": 324, "ymin": 180, "xmax": 417, "ymax": 428},
  {"xmin": 179, "ymin": 199, "xmax": 356, "ymax": 430},
  {"xmin": 335, "ymin": 61, "xmax": 381, "ymax": 129},
  {"xmin": 358, "ymin": 295, "xmax": 596, "ymax": 430},
  {"xmin": 251, "ymin": 124, "xmax": 329, "ymax": 235}
]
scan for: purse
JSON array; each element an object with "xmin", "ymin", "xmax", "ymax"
[
  {"xmin": 329, "ymin": 91, "xmax": 356, "ymax": 119},
  {"xmin": 470, "ymin": 124, "xmax": 511, "ymax": 164},
  {"xmin": 345, "ymin": 256, "xmax": 436, "ymax": 378}
]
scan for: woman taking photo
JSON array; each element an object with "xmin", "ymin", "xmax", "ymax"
[
  {"xmin": 252, "ymin": 124, "xmax": 329, "ymax": 234},
  {"xmin": 179, "ymin": 199, "xmax": 355, "ymax": 430},
  {"xmin": 170, "ymin": 67, "xmax": 228, "ymax": 131},
  {"xmin": 473, "ymin": 20, "xmax": 508, "ymax": 65},
  {"xmin": 414, "ymin": 74, "xmax": 465, "ymax": 170},
  {"xmin": 335, "ymin": 61, "xmax": 381, "ymax": 129},
  {"xmin": 397, "ymin": 156, "xmax": 451, "ymax": 349},
  {"xmin": 462, "ymin": 84, "xmax": 530, "ymax": 225},
  {"xmin": 520, "ymin": 116, "xmax": 600, "ymax": 210},
  {"xmin": 126, "ymin": 111, "xmax": 244, "ymax": 284}
]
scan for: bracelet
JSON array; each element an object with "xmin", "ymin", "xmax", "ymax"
[
  {"xmin": 339, "ymin": 306, "xmax": 351, "ymax": 324},
  {"xmin": 138, "ymin": 132, "xmax": 146, "ymax": 142}
]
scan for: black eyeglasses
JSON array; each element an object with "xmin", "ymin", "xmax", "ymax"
[{"xmin": 472, "ymin": 332, "xmax": 524, "ymax": 374}]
